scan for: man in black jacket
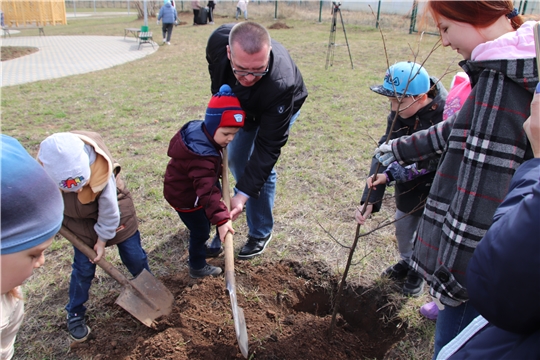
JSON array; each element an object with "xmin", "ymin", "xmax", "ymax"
[{"xmin": 206, "ymin": 21, "xmax": 308, "ymax": 259}]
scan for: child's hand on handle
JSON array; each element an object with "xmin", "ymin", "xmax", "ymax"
[
  {"xmin": 367, "ymin": 173, "xmax": 387, "ymax": 190},
  {"xmin": 355, "ymin": 204, "xmax": 373, "ymax": 225},
  {"xmin": 218, "ymin": 221, "xmax": 235, "ymax": 242},
  {"xmin": 92, "ymin": 238, "xmax": 106, "ymax": 263},
  {"xmin": 523, "ymin": 83, "xmax": 540, "ymax": 158}
]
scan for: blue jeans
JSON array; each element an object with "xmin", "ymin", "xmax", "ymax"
[
  {"xmin": 432, "ymin": 301, "xmax": 479, "ymax": 359},
  {"xmin": 65, "ymin": 230, "xmax": 150, "ymax": 317},
  {"xmin": 227, "ymin": 111, "xmax": 299, "ymax": 239},
  {"xmin": 177, "ymin": 209, "xmax": 210, "ymax": 270}
]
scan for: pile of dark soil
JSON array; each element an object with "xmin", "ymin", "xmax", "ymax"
[
  {"xmin": 71, "ymin": 260, "xmax": 406, "ymax": 359},
  {"xmin": 268, "ymin": 22, "xmax": 292, "ymax": 29}
]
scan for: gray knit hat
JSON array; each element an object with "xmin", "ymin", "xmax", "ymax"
[
  {"xmin": 0, "ymin": 135, "xmax": 64, "ymax": 255},
  {"xmin": 38, "ymin": 133, "xmax": 91, "ymax": 193}
]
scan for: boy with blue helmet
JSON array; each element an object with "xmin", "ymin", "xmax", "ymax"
[
  {"xmin": 371, "ymin": 61, "xmax": 430, "ymax": 97},
  {"xmin": 355, "ymin": 61, "xmax": 447, "ymax": 297}
]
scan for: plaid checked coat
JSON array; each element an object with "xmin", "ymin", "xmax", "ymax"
[{"xmin": 392, "ymin": 57, "xmax": 537, "ymax": 307}]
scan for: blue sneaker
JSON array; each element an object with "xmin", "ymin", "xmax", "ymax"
[{"xmin": 67, "ymin": 314, "xmax": 91, "ymax": 342}]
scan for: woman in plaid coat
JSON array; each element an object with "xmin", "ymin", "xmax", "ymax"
[{"xmin": 374, "ymin": 1, "xmax": 537, "ymax": 357}]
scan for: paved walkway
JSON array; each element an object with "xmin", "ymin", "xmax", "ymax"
[{"xmin": 1, "ymin": 35, "xmax": 158, "ymax": 87}]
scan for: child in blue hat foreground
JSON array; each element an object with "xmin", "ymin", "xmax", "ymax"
[{"xmin": 1, "ymin": 135, "xmax": 64, "ymax": 359}]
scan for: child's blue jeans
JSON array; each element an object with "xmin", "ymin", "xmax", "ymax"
[
  {"xmin": 177, "ymin": 209, "xmax": 210, "ymax": 270},
  {"xmin": 65, "ymin": 230, "xmax": 150, "ymax": 317}
]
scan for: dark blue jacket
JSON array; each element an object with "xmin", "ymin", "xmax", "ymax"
[{"xmin": 447, "ymin": 158, "xmax": 540, "ymax": 359}]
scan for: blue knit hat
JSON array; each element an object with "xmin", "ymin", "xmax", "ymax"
[
  {"xmin": 1, "ymin": 135, "xmax": 64, "ymax": 255},
  {"xmin": 204, "ymin": 84, "xmax": 245, "ymax": 137}
]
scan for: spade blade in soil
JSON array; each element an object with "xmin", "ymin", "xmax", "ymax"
[
  {"xmin": 225, "ymin": 266, "xmax": 249, "ymax": 358},
  {"xmin": 221, "ymin": 147, "xmax": 249, "ymax": 358},
  {"xmin": 59, "ymin": 227, "xmax": 174, "ymax": 328},
  {"xmin": 115, "ymin": 269, "xmax": 174, "ymax": 327}
]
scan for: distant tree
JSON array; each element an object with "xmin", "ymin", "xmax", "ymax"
[{"xmin": 134, "ymin": 0, "xmax": 160, "ymax": 19}]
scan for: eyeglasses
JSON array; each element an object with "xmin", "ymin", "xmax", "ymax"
[{"xmin": 230, "ymin": 59, "xmax": 269, "ymax": 77}]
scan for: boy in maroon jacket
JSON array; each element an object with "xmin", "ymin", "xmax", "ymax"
[{"xmin": 164, "ymin": 85, "xmax": 245, "ymax": 278}]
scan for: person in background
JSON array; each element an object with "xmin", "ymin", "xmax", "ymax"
[
  {"xmin": 236, "ymin": 0, "xmax": 248, "ymax": 21},
  {"xmin": 356, "ymin": 61, "xmax": 447, "ymax": 298},
  {"xmin": 1, "ymin": 135, "xmax": 64, "ymax": 360},
  {"xmin": 206, "ymin": 21, "xmax": 308, "ymax": 259},
  {"xmin": 163, "ymin": 85, "xmax": 245, "ymax": 278},
  {"xmin": 157, "ymin": 0, "xmax": 178, "ymax": 45},
  {"xmin": 207, "ymin": 0, "xmax": 215, "ymax": 24},
  {"xmin": 435, "ymin": 83, "xmax": 540, "ymax": 360},
  {"xmin": 191, "ymin": 0, "xmax": 202, "ymax": 25},
  {"xmin": 38, "ymin": 131, "xmax": 151, "ymax": 343},
  {"xmin": 373, "ymin": 1, "xmax": 536, "ymax": 357}
]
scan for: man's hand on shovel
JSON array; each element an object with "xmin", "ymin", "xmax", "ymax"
[{"xmin": 229, "ymin": 192, "xmax": 248, "ymax": 220}]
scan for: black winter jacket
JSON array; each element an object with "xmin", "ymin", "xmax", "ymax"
[
  {"xmin": 361, "ymin": 77, "xmax": 447, "ymax": 215},
  {"xmin": 206, "ymin": 23, "xmax": 308, "ymax": 198}
]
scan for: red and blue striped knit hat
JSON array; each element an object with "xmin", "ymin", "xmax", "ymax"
[{"xmin": 204, "ymin": 84, "xmax": 245, "ymax": 136}]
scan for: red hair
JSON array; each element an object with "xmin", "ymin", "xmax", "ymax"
[{"xmin": 427, "ymin": 0, "xmax": 523, "ymax": 30}]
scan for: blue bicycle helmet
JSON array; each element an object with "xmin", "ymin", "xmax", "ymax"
[{"xmin": 370, "ymin": 61, "xmax": 430, "ymax": 97}]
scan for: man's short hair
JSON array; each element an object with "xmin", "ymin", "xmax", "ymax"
[{"xmin": 229, "ymin": 21, "xmax": 271, "ymax": 55}]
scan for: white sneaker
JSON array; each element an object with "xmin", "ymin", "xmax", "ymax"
[
  {"xmin": 162, "ymin": 39, "xmax": 166, "ymax": 44},
  {"xmin": 167, "ymin": 42, "xmax": 170, "ymax": 45},
  {"xmin": 209, "ymin": 21, "xmax": 214, "ymax": 24}
]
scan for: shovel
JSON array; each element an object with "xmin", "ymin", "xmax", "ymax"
[
  {"xmin": 59, "ymin": 226, "xmax": 174, "ymax": 328},
  {"xmin": 222, "ymin": 147, "xmax": 249, "ymax": 358}
]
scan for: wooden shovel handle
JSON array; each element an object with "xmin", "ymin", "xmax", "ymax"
[
  {"xmin": 222, "ymin": 148, "xmax": 235, "ymax": 276},
  {"xmin": 59, "ymin": 226, "xmax": 130, "ymax": 287}
]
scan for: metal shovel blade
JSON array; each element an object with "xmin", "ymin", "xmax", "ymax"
[
  {"xmin": 225, "ymin": 248, "xmax": 249, "ymax": 358},
  {"xmin": 59, "ymin": 227, "xmax": 174, "ymax": 328},
  {"xmin": 116, "ymin": 268, "xmax": 174, "ymax": 327},
  {"xmin": 221, "ymin": 147, "xmax": 249, "ymax": 358}
]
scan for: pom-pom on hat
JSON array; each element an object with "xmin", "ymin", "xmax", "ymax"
[
  {"xmin": 1, "ymin": 135, "xmax": 64, "ymax": 255},
  {"xmin": 204, "ymin": 84, "xmax": 245, "ymax": 137},
  {"xmin": 38, "ymin": 133, "xmax": 91, "ymax": 193}
]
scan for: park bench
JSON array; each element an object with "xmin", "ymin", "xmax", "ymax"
[
  {"xmin": 138, "ymin": 26, "xmax": 154, "ymax": 50},
  {"xmin": 2, "ymin": 23, "xmax": 45, "ymax": 38},
  {"xmin": 124, "ymin": 27, "xmax": 140, "ymax": 40}
]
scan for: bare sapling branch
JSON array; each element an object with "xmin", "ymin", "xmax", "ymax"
[{"xmin": 328, "ymin": 5, "xmax": 448, "ymax": 338}]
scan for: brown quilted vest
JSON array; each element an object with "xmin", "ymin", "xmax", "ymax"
[{"xmin": 61, "ymin": 131, "xmax": 139, "ymax": 247}]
